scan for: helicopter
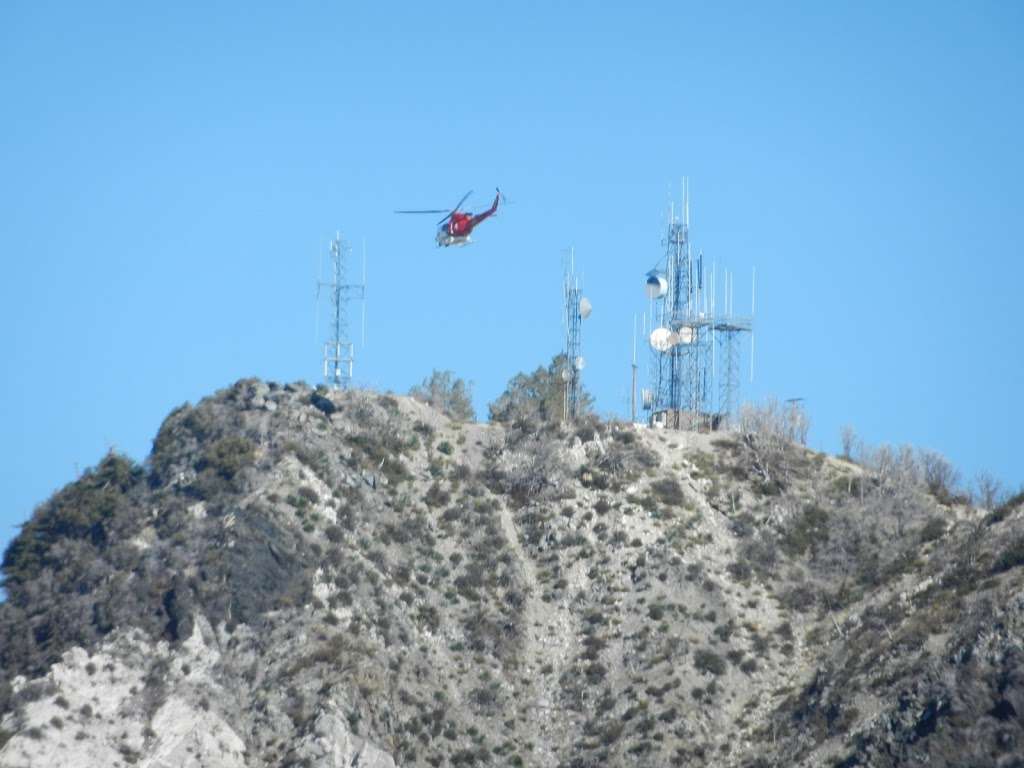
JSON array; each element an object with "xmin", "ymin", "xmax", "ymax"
[{"xmin": 396, "ymin": 188, "xmax": 501, "ymax": 247}]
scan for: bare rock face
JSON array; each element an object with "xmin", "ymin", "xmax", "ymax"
[
  {"xmin": 1, "ymin": 622, "xmax": 247, "ymax": 768},
  {"xmin": 0, "ymin": 618, "xmax": 396, "ymax": 768},
  {"xmin": 1, "ymin": 378, "xmax": 1022, "ymax": 767},
  {"xmin": 292, "ymin": 711, "xmax": 396, "ymax": 768}
]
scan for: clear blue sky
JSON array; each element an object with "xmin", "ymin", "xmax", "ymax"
[{"xmin": 2, "ymin": 1, "xmax": 1022, "ymax": 556}]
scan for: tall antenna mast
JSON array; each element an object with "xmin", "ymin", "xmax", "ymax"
[
  {"xmin": 631, "ymin": 313, "xmax": 638, "ymax": 423},
  {"xmin": 642, "ymin": 179, "xmax": 754, "ymax": 431},
  {"xmin": 317, "ymin": 232, "xmax": 366, "ymax": 389},
  {"xmin": 562, "ymin": 248, "xmax": 591, "ymax": 422}
]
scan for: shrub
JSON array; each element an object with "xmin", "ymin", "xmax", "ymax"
[
  {"xmin": 424, "ymin": 483, "xmax": 450, "ymax": 508},
  {"xmin": 600, "ymin": 721, "xmax": 624, "ymax": 745},
  {"xmin": 741, "ymin": 397, "xmax": 809, "ymax": 446},
  {"xmin": 296, "ymin": 486, "xmax": 319, "ymax": 505},
  {"xmin": 488, "ymin": 435, "xmax": 569, "ymax": 506},
  {"xmin": 196, "ymin": 437, "xmax": 255, "ymax": 481},
  {"xmin": 919, "ymin": 449, "xmax": 962, "ymax": 504},
  {"xmin": 693, "ymin": 649, "xmax": 727, "ymax": 676},
  {"xmin": 918, "ymin": 517, "xmax": 947, "ymax": 543},
  {"xmin": 780, "ymin": 504, "xmax": 830, "ymax": 557},
  {"xmin": 778, "ymin": 585, "xmax": 817, "ymax": 612},
  {"xmin": 2, "ymin": 453, "xmax": 143, "ymax": 587},
  {"xmin": 989, "ymin": 490, "xmax": 1024, "ymax": 525},
  {"xmin": 726, "ymin": 560, "xmax": 753, "ymax": 582},
  {"xmin": 651, "ymin": 478, "xmax": 685, "ymax": 507},
  {"xmin": 410, "ymin": 371, "xmax": 475, "ymax": 421},
  {"xmin": 992, "ymin": 536, "xmax": 1024, "ymax": 574}
]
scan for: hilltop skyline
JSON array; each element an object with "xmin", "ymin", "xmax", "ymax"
[{"xmin": 2, "ymin": 1, "xmax": 1023, "ymax": 555}]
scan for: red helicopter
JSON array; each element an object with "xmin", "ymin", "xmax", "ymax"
[{"xmin": 396, "ymin": 188, "xmax": 501, "ymax": 247}]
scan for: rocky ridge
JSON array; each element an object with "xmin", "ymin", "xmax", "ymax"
[{"xmin": 0, "ymin": 378, "xmax": 1021, "ymax": 767}]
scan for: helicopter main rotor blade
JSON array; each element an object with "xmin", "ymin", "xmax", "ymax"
[
  {"xmin": 453, "ymin": 190, "xmax": 473, "ymax": 211},
  {"xmin": 395, "ymin": 209, "xmax": 449, "ymax": 214}
]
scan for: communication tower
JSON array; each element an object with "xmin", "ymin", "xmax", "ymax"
[
  {"xmin": 641, "ymin": 181, "xmax": 754, "ymax": 430},
  {"xmin": 562, "ymin": 249, "xmax": 592, "ymax": 422},
  {"xmin": 317, "ymin": 233, "xmax": 366, "ymax": 389}
]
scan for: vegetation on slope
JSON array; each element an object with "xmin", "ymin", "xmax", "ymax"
[{"xmin": 0, "ymin": 376, "xmax": 1021, "ymax": 768}]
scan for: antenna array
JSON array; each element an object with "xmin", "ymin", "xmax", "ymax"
[
  {"xmin": 318, "ymin": 233, "xmax": 366, "ymax": 389},
  {"xmin": 642, "ymin": 181, "xmax": 754, "ymax": 430},
  {"xmin": 562, "ymin": 249, "xmax": 591, "ymax": 422}
]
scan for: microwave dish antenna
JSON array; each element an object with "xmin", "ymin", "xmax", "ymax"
[
  {"xmin": 645, "ymin": 273, "xmax": 668, "ymax": 299},
  {"xmin": 650, "ymin": 327, "xmax": 673, "ymax": 352}
]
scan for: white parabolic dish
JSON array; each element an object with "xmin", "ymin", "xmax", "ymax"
[
  {"xmin": 645, "ymin": 275, "xmax": 668, "ymax": 299},
  {"xmin": 579, "ymin": 297, "xmax": 592, "ymax": 319},
  {"xmin": 649, "ymin": 327, "xmax": 673, "ymax": 352}
]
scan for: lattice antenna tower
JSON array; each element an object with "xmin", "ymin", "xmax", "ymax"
[
  {"xmin": 714, "ymin": 267, "xmax": 754, "ymax": 429},
  {"xmin": 562, "ymin": 249, "xmax": 591, "ymax": 422},
  {"xmin": 642, "ymin": 180, "xmax": 753, "ymax": 430},
  {"xmin": 317, "ymin": 232, "xmax": 366, "ymax": 389},
  {"xmin": 645, "ymin": 180, "xmax": 703, "ymax": 428}
]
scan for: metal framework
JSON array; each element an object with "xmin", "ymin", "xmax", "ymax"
[
  {"xmin": 563, "ymin": 249, "xmax": 585, "ymax": 422},
  {"xmin": 644, "ymin": 182, "xmax": 753, "ymax": 430},
  {"xmin": 318, "ymin": 233, "xmax": 365, "ymax": 389}
]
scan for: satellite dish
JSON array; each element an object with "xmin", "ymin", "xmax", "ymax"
[
  {"xmin": 645, "ymin": 274, "xmax": 668, "ymax": 299},
  {"xmin": 649, "ymin": 327, "xmax": 673, "ymax": 352},
  {"xmin": 575, "ymin": 356, "xmax": 585, "ymax": 370},
  {"xmin": 579, "ymin": 297, "xmax": 592, "ymax": 319},
  {"xmin": 676, "ymin": 327, "xmax": 694, "ymax": 345},
  {"xmin": 561, "ymin": 369, "xmax": 570, "ymax": 381}
]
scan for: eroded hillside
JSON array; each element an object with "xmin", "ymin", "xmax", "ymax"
[{"xmin": 1, "ymin": 379, "xmax": 1021, "ymax": 767}]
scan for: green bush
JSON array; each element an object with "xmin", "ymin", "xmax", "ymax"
[
  {"xmin": 651, "ymin": 478, "xmax": 685, "ymax": 507},
  {"xmin": 2, "ymin": 453, "xmax": 143, "ymax": 587},
  {"xmin": 992, "ymin": 536, "xmax": 1024, "ymax": 574},
  {"xmin": 988, "ymin": 490, "xmax": 1024, "ymax": 525},
  {"xmin": 296, "ymin": 485, "xmax": 319, "ymax": 505},
  {"xmin": 424, "ymin": 483, "xmax": 450, "ymax": 508},
  {"xmin": 726, "ymin": 560, "xmax": 753, "ymax": 582},
  {"xmin": 694, "ymin": 649, "xmax": 727, "ymax": 676},
  {"xmin": 196, "ymin": 436, "xmax": 255, "ymax": 481},
  {"xmin": 918, "ymin": 516, "xmax": 947, "ymax": 543},
  {"xmin": 780, "ymin": 504, "xmax": 830, "ymax": 557},
  {"xmin": 410, "ymin": 370, "xmax": 475, "ymax": 421},
  {"xmin": 488, "ymin": 353, "xmax": 591, "ymax": 425}
]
